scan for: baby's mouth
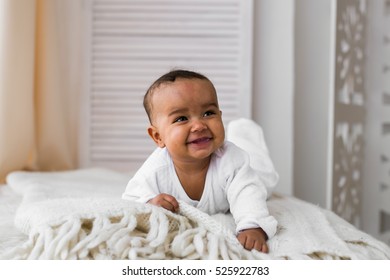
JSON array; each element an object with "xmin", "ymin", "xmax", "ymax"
[{"xmin": 187, "ymin": 137, "xmax": 212, "ymax": 144}]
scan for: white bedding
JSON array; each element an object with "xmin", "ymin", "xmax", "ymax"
[
  {"xmin": 0, "ymin": 168, "xmax": 390, "ymax": 260},
  {"xmin": 0, "ymin": 184, "xmax": 27, "ymax": 254}
]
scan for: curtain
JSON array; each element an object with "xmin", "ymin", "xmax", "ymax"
[{"xmin": 0, "ymin": 0, "xmax": 82, "ymax": 182}]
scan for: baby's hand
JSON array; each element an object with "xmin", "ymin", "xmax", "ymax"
[
  {"xmin": 237, "ymin": 228, "xmax": 269, "ymax": 253},
  {"xmin": 148, "ymin": 193, "xmax": 179, "ymax": 213}
]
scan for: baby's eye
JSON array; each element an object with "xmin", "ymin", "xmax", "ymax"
[
  {"xmin": 174, "ymin": 116, "xmax": 188, "ymax": 123},
  {"xmin": 203, "ymin": 111, "xmax": 215, "ymax": 117}
]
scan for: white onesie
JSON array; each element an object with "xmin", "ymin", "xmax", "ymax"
[{"xmin": 122, "ymin": 141, "xmax": 277, "ymax": 239}]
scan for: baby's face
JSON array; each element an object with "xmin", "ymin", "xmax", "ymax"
[{"xmin": 148, "ymin": 78, "xmax": 225, "ymax": 164}]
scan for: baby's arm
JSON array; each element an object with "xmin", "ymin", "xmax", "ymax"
[
  {"xmin": 237, "ymin": 228, "xmax": 268, "ymax": 253},
  {"xmin": 148, "ymin": 193, "xmax": 179, "ymax": 213},
  {"xmin": 223, "ymin": 145, "xmax": 277, "ymax": 253}
]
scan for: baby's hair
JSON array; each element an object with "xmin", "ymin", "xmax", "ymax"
[{"xmin": 144, "ymin": 69, "xmax": 213, "ymax": 124}]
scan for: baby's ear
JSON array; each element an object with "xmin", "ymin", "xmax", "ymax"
[{"xmin": 147, "ymin": 126, "xmax": 165, "ymax": 148}]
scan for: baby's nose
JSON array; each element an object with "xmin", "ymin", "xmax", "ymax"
[{"xmin": 191, "ymin": 119, "xmax": 207, "ymax": 132}]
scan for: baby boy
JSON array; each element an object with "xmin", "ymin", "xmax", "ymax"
[{"xmin": 122, "ymin": 69, "xmax": 277, "ymax": 253}]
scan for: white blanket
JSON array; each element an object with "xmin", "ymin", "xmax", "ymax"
[{"xmin": 2, "ymin": 168, "xmax": 390, "ymax": 260}]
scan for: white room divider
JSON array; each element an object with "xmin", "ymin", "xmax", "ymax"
[
  {"xmin": 79, "ymin": 0, "xmax": 253, "ymax": 172},
  {"xmin": 294, "ymin": 0, "xmax": 367, "ymax": 228}
]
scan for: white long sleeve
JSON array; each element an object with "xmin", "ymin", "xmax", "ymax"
[
  {"xmin": 220, "ymin": 143, "xmax": 277, "ymax": 237},
  {"xmin": 122, "ymin": 141, "xmax": 277, "ymax": 239}
]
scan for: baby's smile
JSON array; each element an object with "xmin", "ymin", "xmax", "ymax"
[{"xmin": 187, "ymin": 137, "xmax": 212, "ymax": 145}]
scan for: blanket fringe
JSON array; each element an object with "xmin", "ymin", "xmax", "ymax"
[{"xmin": 2, "ymin": 202, "xmax": 266, "ymax": 260}]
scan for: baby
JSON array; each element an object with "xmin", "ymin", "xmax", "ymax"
[{"xmin": 122, "ymin": 69, "xmax": 277, "ymax": 253}]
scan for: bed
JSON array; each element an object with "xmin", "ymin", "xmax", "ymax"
[{"xmin": 0, "ymin": 168, "xmax": 389, "ymax": 260}]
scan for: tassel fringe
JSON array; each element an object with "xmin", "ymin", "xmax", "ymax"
[{"xmin": 2, "ymin": 201, "xmax": 267, "ymax": 260}]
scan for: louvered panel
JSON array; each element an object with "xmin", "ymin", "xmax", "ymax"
[
  {"xmin": 92, "ymin": 60, "xmax": 238, "ymax": 72},
  {"xmin": 81, "ymin": 0, "xmax": 253, "ymax": 171}
]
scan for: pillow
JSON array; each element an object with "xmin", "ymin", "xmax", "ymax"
[{"xmin": 227, "ymin": 118, "xmax": 279, "ymax": 199}]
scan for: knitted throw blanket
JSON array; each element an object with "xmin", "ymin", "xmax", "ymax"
[{"xmin": 3, "ymin": 169, "xmax": 390, "ymax": 260}]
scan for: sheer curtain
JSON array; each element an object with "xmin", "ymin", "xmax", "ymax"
[{"xmin": 0, "ymin": 0, "xmax": 83, "ymax": 182}]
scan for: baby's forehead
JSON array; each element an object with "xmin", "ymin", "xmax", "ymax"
[
  {"xmin": 151, "ymin": 78, "xmax": 217, "ymax": 104},
  {"xmin": 150, "ymin": 81, "xmax": 213, "ymax": 109}
]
